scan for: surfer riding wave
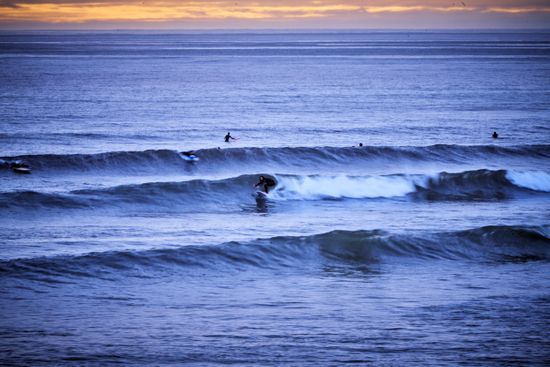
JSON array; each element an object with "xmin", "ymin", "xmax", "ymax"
[{"xmin": 255, "ymin": 175, "xmax": 276, "ymax": 193}]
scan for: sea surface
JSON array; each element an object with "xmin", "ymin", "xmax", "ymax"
[{"xmin": 1, "ymin": 30, "xmax": 549, "ymax": 366}]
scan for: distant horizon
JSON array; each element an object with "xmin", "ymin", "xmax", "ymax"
[{"xmin": 1, "ymin": 27, "xmax": 550, "ymax": 33}]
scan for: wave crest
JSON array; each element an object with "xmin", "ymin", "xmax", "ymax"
[
  {"xmin": 3, "ymin": 144, "xmax": 548, "ymax": 174},
  {"xmin": 1, "ymin": 226, "xmax": 548, "ymax": 282}
]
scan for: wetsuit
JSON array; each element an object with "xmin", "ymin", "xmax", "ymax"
[
  {"xmin": 255, "ymin": 178, "xmax": 276, "ymax": 193},
  {"xmin": 224, "ymin": 134, "xmax": 232, "ymax": 142}
]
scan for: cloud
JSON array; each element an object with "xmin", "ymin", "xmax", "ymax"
[
  {"xmin": 0, "ymin": 0, "xmax": 549, "ymax": 26},
  {"xmin": 0, "ymin": 2, "xmax": 361, "ymax": 23},
  {"xmin": 360, "ymin": 5, "xmax": 472, "ymax": 13},
  {"xmin": 0, "ymin": 0, "xmax": 19, "ymax": 7},
  {"xmin": 484, "ymin": 6, "xmax": 550, "ymax": 14}
]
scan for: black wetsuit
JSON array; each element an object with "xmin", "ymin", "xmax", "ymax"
[
  {"xmin": 255, "ymin": 178, "xmax": 276, "ymax": 193},
  {"xmin": 224, "ymin": 134, "xmax": 232, "ymax": 142}
]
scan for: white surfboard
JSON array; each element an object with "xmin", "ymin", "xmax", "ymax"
[
  {"xmin": 13, "ymin": 167, "xmax": 31, "ymax": 174},
  {"xmin": 179, "ymin": 153, "xmax": 200, "ymax": 162},
  {"xmin": 256, "ymin": 191, "xmax": 268, "ymax": 199}
]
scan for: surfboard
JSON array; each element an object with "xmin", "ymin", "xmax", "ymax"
[
  {"xmin": 179, "ymin": 153, "xmax": 200, "ymax": 162},
  {"xmin": 13, "ymin": 167, "xmax": 31, "ymax": 174},
  {"xmin": 256, "ymin": 191, "xmax": 268, "ymax": 199}
]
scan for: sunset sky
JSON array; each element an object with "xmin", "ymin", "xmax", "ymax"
[{"xmin": 1, "ymin": 0, "xmax": 549, "ymax": 29}]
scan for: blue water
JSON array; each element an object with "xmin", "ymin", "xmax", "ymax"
[{"xmin": 1, "ymin": 31, "xmax": 549, "ymax": 366}]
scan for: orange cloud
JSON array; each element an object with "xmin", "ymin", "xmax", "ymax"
[
  {"xmin": 0, "ymin": 1, "xmax": 360, "ymax": 22},
  {"xmin": 0, "ymin": 1, "xmax": 549, "ymax": 25},
  {"xmin": 361, "ymin": 5, "xmax": 473, "ymax": 13},
  {"xmin": 485, "ymin": 7, "xmax": 550, "ymax": 13}
]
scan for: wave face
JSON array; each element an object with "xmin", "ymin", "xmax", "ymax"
[
  {"xmin": 0, "ymin": 169, "xmax": 548, "ymax": 212},
  {"xmin": 2, "ymin": 144, "xmax": 549, "ymax": 174},
  {"xmin": 2, "ymin": 149, "xmax": 184, "ymax": 174},
  {"xmin": 1, "ymin": 226, "xmax": 548, "ymax": 281},
  {"xmin": 0, "ymin": 174, "xmax": 257, "ymax": 211},
  {"xmin": 411, "ymin": 169, "xmax": 545, "ymax": 201}
]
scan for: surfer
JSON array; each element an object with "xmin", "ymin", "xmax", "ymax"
[
  {"xmin": 181, "ymin": 150, "xmax": 195, "ymax": 157},
  {"xmin": 254, "ymin": 175, "xmax": 276, "ymax": 193},
  {"xmin": 492, "ymin": 131, "xmax": 498, "ymax": 139},
  {"xmin": 10, "ymin": 161, "xmax": 31, "ymax": 174},
  {"xmin": 224, "ymin": 132, "xmax": 237, "ymax": 143}
]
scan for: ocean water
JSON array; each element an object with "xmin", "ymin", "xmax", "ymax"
[{"xmin": 1, "ymin": 31, "xmax": 550, "ymax": 366}]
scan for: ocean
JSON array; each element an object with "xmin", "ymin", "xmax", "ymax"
[{"xmin": 0, "ymin": 30, "xmax": 549, "ymax": 366}]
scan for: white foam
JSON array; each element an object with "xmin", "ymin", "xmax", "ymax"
[
  {"xmin": 506, "ymin": 171, "xmax": 550, "ymax": 192},
  {"xmin": 272, "ymin": 174, "xmax": 426, "ymax": 200}
]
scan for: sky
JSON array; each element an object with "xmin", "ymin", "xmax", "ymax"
[{"xmin": 0, "ymin": 0, "xmax": 549, "ymax": 30}]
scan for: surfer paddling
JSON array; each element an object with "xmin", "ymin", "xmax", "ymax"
[
  {"xmin": 180, "ymin": 150, "xmax": 199, "ymax": 162},
  {"xmin": 7, "ymin": 160, "xmax": 31, "ymax": 174}
]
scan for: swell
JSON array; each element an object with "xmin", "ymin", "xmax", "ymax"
[
  {"xmin": 0, "ymin": 169, "xmax": 548, "ymax": 212},
  {"xmin": 1, "ymin": 149, "xmax": 183, "ymax": 174},
  {"xmin": 0, "ymin": 174, "xmax": 258, "ymax": 211},
  {"xmin": 412, "ymin": 169, "xmax": 550, "ymax": 201},
  {"xmin": 2, "ymin": 144, "xmax": 549, "ymax": 174},
  {"xmin": 1, "ymin": 226, "xmax": 548, "ymax": 281}
]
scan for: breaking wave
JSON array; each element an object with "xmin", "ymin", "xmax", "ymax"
[
  {"xmin": 506, "ymin": 170, "xmax": 550, "ymax": 192},
  {"xmin": 0, "ymin": 169, "xmax": 548, "ymax": 212}
]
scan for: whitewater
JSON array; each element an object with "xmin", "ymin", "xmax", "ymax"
[{"xmin": 1, "ymin": 31, "xmax": 549, "ymax": 366}]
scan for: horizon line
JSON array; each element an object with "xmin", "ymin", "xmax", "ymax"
[{"xmin": 1, "ymin": 27, "xmax": 550, "ymax": 32}]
